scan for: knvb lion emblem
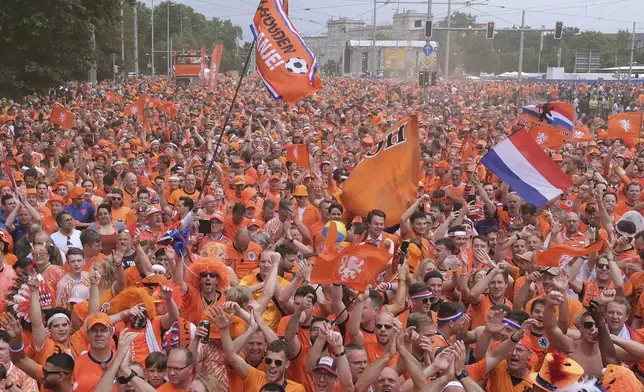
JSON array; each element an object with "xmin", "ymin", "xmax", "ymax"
[
  {"xmin": 620, "ymin": 119, "xmax": 632, "ymax": 132},
  {"xmin": 338, "ymin": 255, "xmax": 365, "ymax": 281},
  {"xmin": 535, "ymin": 132, "xmax": 548, "ymax": 145},
  {"xmin": 573, "ymin": 130, "xmax": 584, "ymax": 139},
  {"xmin": 292, "ymin": 147, "xmax": 299, "ymax": 160},
  {"xmin": 59, "ymin": 112, "xmax": 67, "ymax": 122}
]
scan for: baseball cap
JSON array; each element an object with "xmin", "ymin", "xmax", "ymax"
[
  {"xmin": 233, "ymin": 175, "xmax": 245, "ymax": 186},
  {"xmin": 209, "ymin": 213, "xmax": 224, "ymax": 222},
  {"xmin": 86, "ymin": 312, "xmax": 112, "ymax": 329},
  {"xmin": 313, "ymin": 356, "xmax": 338, "ymax": 376},
  {"xmin": 69, "ymin": 187, "xmax": 84, "ymax": 199},
  {"xmin": 69, "ymin": 285, "xmax": 90, "ymax": 304}
]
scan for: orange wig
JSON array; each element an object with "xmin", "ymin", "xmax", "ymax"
[{"xmin": 186, "ymin": 257, "xmax": 230, "ymax": 290}]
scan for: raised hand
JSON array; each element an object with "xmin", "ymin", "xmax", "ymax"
[
  {"xmin": 0, "ymin": 312, "xmax": 23, "ymax": 339},
  {"xmin": 598, "ymin": 289, "xmax": 617, "ymax": 305},
  {"xmin": 546, "ymin": 290, "xmax": 565, "ymax": 306},
  {"xmin": 453, "ymin": 341, "xmax": 467, "ymax": 374},
  {"xmin": 159, "ymin": 286, "xmax": 173, "ymax": 301},
  {"xmin": 223, "ymin": 301, "xmax": 241, "ymax": 315},
  {"xmin": 484, "ymin": 309, "xmax": 506, "ymax": 334},
  {"xmin": 210, "ymin": 306, "xmax": 232, "ymax": 329}
]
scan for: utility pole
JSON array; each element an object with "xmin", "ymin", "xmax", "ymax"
[
  {"xmin": 120, "ymin": 6, "xmax": 125, "ymax": 69},
  {"xmin": 88, "ymin": 23, "xmax": 97, "ymax": 82},
  {"xmin": 537, "ymin": 24, "xmax": 544, "ymax": 74},
  {"xmin": 557, "ymin": 46, "xmax": 562, "ymax": 67},
  {"xmin": 629, "ymin": 22, "xmax": 636, "ymax": 84},
  {"xmin": 180, "ymin": 7, "xmax": 183, "ymax": 39},
  {"xmin": 518, "ymin": 10, "xmax": 525, "ymax": 80},
  {"xmin": 166, "ymin": 0, "xmax": 167, "ymax": 75},
  {"xmin": 372, "ymin": 0, "xmax": 377, "ymax": 74},
  {"xmin": 444, "ymin": 0, "xmax": 451, "ymax": 77},
  {"xmin": 151, "ymin": 0, "xmax": 155, "ymax": 75},
  {"xmin": 133, "ymin": 4, "xmax": 139, "ymax": 75}
]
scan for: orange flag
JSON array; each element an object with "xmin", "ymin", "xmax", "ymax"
[
  {"xmin": 341, "ymin": 114, "xmax": 420, "ymax": 226},
  {"xmin": 252, "ymin": 0, "xmax": 322, "ymax": 102},
  {"xmin": 529, "ymin": 125, "xmax": 565, "ymax": 150},
  {"xmin": 572, "ymin": 125, "xmax": 592, "ymax": 143},
  {"xmin": 535, "ymin": 240, "xmax": 605, "ymax": 268},
  {"xmin": 124, "ymin": 100, "xmax": 144, "ymax": 117},
  {"xmin": 285, "ymin": 144, "xmax": 310, "ymax": 169},
  {"xmin": 606, "ymin": 112, "xmax": 642, "ymax": 139},
  {"xmin": 106, "ymin": 91, "xmax": 122, "ymax": 104},
  {"xmin": 50, "ymin": 105, "xmax": 74, "ymax": 130},
  {"xmin": 460, "ymin": 135, "xmax": 474, "ymax": 161},
  {"xmin": 311, "ymin": 243, "xmax": 392, "ymax": 291},
  {"xmin": 163, "ymin": 102, "xmax": 178, "ymax": 118}
]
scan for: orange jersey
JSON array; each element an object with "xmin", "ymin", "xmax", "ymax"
[{"xmin": 223, "ymin": 241, "xmax": 262, "ymax": 279}]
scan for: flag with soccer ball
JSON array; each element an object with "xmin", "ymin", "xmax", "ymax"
[{"xmin": 250, "ymin": 0, "xmax": 323, "ymax": 103}]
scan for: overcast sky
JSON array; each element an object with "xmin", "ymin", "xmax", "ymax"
[{"xmin": 171, "ymin": 0, "xmax": 644, "ymax": 40}]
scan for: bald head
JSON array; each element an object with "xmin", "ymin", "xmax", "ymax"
[
  {"xmin": 564, "ymin": 212, "xmax": 580, "ymax": 233},
  {"xmin": 234, "ymin": 228, "xmax": 251, "ymax": 250},
  {"xmin": 375, "ymin": 367, "xmax": 401, "ymax": 392}
]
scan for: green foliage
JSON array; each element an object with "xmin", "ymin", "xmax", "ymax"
[
  {"xmin": 0, "ymin": 0, "xmax": 245, "ymax": 98},
  {"xmin": 0, "ymin": 0, "xmax": 125, "ymax": 98}
]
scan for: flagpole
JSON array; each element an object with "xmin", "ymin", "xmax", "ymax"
[{"xmin": 198, "ymin": 40, "xmax": 256, "ymax": 201}]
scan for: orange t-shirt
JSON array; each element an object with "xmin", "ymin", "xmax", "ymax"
[
  {"xmin": 223, "ymin": 215, "xmax": 252, "ymax": 239},
  {"xmin": 57, "ymin": 169, "xmax": 76, "ymax": 184},
  {"xmin": 168, "ymin": 189, "xmax": 199, "ymax": 207},
  {"xmin": 525, "ymin": 295, "xmax": 583, "ymax": 328},
  {"xmin": 242, "ymin": 366, "xmax": 306, "ymax": 392},
  {"xmin": 157, "ymin": 382, "xmax": 187, "ymax": 392},
  {"xmin": 72, "ymin": 351, "xmax": 116, "ymax": 390},
  {"xmin": 468, "ymin": 295, "xmax": 513, "ymax": 329},
  {"xmin": 223, "ymin": 241, "xmax": 262, "ymax": 279}
]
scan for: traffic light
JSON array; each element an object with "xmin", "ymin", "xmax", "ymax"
[
  {"xmin": 419, "ymin": 71, "xmax": 430, "ymax": 87},
  {"xmin": 486, "ymin": 22, "xmax": 495, "ymax": 39},
  {"xmin": 425, "ymin": 20, "xmax": 433, "ymax": 38},
  {"xmin": 554, "ymin": 21, "xmax": 563, "ymax": 39}
]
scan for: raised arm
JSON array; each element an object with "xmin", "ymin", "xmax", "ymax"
[
  {"xmin": 1, "ymin": 313, "xmax": 42, "ymax": 380},
  {"xmin": 159, "ymin": 286, "xmax": 180, "ymax": 330},
  {"xmin": 28, "ymin": 277, "xmax": 47, "ymax": 350},
  {"xmin": 542, "ymin": 291, "xmax": 574, "ymax": 353},
  {"xmin": 348, "ymin": 290, "xmax": 368, "ymax": 346},
  {"xmin": 355, "ymin": 338, "xmax": 396, "ymax": 392},
  {"xmin": 212, "ymin": 305, "xmax": 250, "ymax": 379}
]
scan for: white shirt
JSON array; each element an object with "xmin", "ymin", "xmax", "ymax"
[{"xmin": 51, "ymin": 229, "xmax": 83, "ymax": 253}]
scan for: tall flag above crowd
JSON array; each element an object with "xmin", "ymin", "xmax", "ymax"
[
  {"xmin": 480, "ymin": 129, "xmax": 573, "ymax": 208},
  {"xmin": 209, "ymin": 44, "xmax": 223, "ymax": 91},
  {"xmin": 251, "ymin": 0, "xmax": 322, "ymax": 102},
  {"xmin": 518, "ymin": 101, "xmax": 575, "ymax": 150},
  {"xmin": 341, "ymin": 114, "xmax": 421, "ymax": 226}
]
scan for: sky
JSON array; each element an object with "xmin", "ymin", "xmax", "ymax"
[{"xmin": 170, "ymin": 0, "xmax": 644, "ymax": 41}]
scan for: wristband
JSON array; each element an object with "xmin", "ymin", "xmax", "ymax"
[
  {"xmin": 116, "ymin": 370, "xmax": 138, "ymax": 384},
  {"xmin": 9, "ymin": 342, "xmax": 24, "ymax": 352},
  {"xmin": 455, "ymin": 370, "xmax": 469, "ymax": 381},
  {"xmin": 386, "ymin": 282, "xmax": 393, "ymax": 291},
  {"xmin": 334, "ymin": 350, "xmax": 346, "ymax": 357}
]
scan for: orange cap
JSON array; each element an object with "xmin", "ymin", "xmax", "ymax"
[{"xmin": 86, "ymin": 312, "xmax": 112, "ymax": 329}]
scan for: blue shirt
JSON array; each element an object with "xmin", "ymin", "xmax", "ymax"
[{"xmin": 64, "ymin": 202, "xmax": 95, "ymax": 223}]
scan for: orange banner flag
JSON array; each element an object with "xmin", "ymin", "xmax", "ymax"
[
  {"xmin": 106, "ymin": 91, "xmax": 122, "ymax": 104},
  {"xmin": 535, "ymin": 240, "xmax": 605, "ymax": 268},
  {"xmin": 50, "ymin": 105, "xmax": 74, "ymax": 130},
  {"xmin": 572, "ymin": 125, "xmax": 592, "ymax": 143},
  {"xmin": 163, "ymin": 102, "xmax": 178, "ymax": 118},
  {"xmin": 606, "ymin": 112, "xmax": 642, "ymax": 140},
  {"xmin": 124, "ymin": 100, "xmax": 144, "ymax": 117},
  {"xmin": 251, "ymin": 0, "xmax": 322, "ymax": 102},
  {"xmin": 460, "ymin": 135, "xmax": 474, "ymax": 162},
  {"xmin": 529, "ymin": 125, "xmax": 565, "ymax": 150},
  {"xmin": 285, "ymin": 144, "xmax": 310, "ymax": 169},
  {"xmin": 341, "ymin": 114, "xmax": 420, "ymax": 226},
  {"xmin": 311, "ymin": 243, "xmax": 392, "ymax": 291}
]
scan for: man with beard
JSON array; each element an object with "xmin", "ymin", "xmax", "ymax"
[
  {"xmin": 215, "ymin": 306, "xmax": 306, "ymax": 392},
  {"xmin": 2, "ymin": 313, "xmax": 75, "ymax": 392},
  {"xmin": 467, "ymin": 264, "xmax": 512, "ymax": 329},
  {"xmin": 349, "ymin": 289, "xmax": 399, "ymax": 364}
]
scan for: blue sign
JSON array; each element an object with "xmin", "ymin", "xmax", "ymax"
[{"xmin": 423, "ymin": 45, "xmax": 433, "ymax": 56}]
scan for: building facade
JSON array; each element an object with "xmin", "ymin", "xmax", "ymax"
[{"xmin": 305, "ymin": 10, "xmax": 438, "ymax": 76}]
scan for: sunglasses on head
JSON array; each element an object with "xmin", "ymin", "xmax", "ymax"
[
  {"xmin": 200, "ymin": 272, "xmax": 218, "ymax": 278},
  {"xmin": 582, "ymin": 321, "xmax": 595, "ymax": 329},
  {"xmin": 375, "ymin": 323, "xmax": 393, "ymax": 330},
  {"xmin": 264, "ymin": 358, "xmax": 283, "ymax": 367}
]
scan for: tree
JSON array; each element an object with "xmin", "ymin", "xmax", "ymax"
[{"xmin": 0, "ymin": 0, "xmax": 126, "ymax": 98}]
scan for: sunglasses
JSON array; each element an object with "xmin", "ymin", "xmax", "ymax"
[
  {"xmin": 111, "ymin": 197, "xmax": 122, "ymax": 201},
  {"xmin": 264, "ymin": 358, "xmax": 283, "ymax": 367},
  {"xmin": 582, "ymin": 321, "xmax": 595, "ymax": 329},
  {"xmin": 43, "ymin": 370, "xmax": 71, "ymax": 377},
  {"xmin": 596, "ymin": 264, "xmax": 610, "ymax": 270},
  {"xmin": 375, "ymin": 324, "xmax": 393, "ymax": 330},
  {"xmin": 414, "ymin": 298, "xmax": 431, "ymax": 304},
  {"xmin": 143, "ymin": 282, "xmax": 159, "ymax": 288},
  {"xmin": 199, "ymin": 272, "xmax": 218, "ymax": 278}
]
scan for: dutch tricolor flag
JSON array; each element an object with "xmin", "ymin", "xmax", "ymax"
[{"xmin": 481, "ymin": 130, "xmax": 573, "ymax": 207}]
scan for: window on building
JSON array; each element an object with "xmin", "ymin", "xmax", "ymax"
[{"xmin": 414, "ymin": 20, "xmax": 422, "ymax": 28}]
